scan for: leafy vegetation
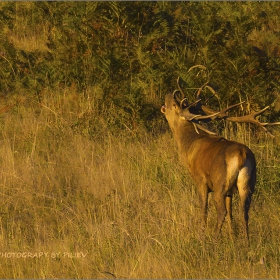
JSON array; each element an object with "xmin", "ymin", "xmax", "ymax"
[
  {"xmin": 0, "ymin": 2, "xmax": 280, "ymax": 278},
  {"xmin": 1, "ymin": 2, "xmax": 280, "ymax": 132}
]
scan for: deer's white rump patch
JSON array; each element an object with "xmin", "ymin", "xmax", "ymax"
[
  {"xmin": 226, "ymin": 156, "xmax": 239, "ymax": 188},
  {"xmin": 237, "ymin": 158, "xmax": 253, "ymax": 196}
]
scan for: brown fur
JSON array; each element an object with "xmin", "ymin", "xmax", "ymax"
[{"xmin": 161, "ymin": 93, "xmax": 256, "ymax": 242}]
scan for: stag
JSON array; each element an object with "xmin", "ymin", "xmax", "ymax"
[{"xmin": 161, "ymin": 71, "xmax": 280, "ymax": 242}]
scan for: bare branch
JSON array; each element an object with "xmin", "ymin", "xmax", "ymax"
[{"xmin": 187, "ymin": 65, "xmax": 207, "ymax": 73}]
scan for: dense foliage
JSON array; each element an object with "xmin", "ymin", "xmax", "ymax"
[{"xmin": 0, "ymin": 1, "xmax": 280, "ymax": 133}]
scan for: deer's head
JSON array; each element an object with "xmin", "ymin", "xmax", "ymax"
[{"xmin": 162, "ymin": 76, "xmax": 280, "ymax": 137}]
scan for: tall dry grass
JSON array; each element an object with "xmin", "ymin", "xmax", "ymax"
[{"xmin": 0, "ymin": 89, "xmax": 279, "ymax": 278}]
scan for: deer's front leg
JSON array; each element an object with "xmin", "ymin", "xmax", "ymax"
[{"xmin": 197, "ymin": 184, "xmax": 209, "ymax": 232}]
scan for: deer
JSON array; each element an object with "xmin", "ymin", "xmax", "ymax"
[{"xmin": 161, "ymin": 68, "xmax": 280, "ymax": 243}]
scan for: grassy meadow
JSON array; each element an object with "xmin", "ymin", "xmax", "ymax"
[{"xmin": 0, "ymin": 89, "xmax": 280, "ymax": 278}]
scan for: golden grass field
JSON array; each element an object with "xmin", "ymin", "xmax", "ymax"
[{"xmin": 0, "ymin": 89, "xmax": 280, "ymax": 278}]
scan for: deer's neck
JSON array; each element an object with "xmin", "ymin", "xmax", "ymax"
[{"xmin": 173, "ymin": 120, "xmax": 206, "ymax": 156}]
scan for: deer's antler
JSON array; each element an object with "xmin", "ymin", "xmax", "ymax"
[
  {"xmin": 192, "ymin": 102, "xmax": 280, "ymax": 138},
  {"xmin": 175, "ymin": 74, "xmax": 280, "ymax": 137}
]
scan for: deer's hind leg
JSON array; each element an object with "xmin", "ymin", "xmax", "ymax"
[
  {"xmin": 213, "ymin": 191, "xmax": 227, "ymax": 238},
  {"xmin": 226, "ymin": 194, "xmax": 233, "ymax": 233},
  {"xmin": 237, "ymin": 162, "xmax": 256, "ymax": 243}
]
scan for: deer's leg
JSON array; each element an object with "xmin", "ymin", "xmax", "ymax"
[
  {"xmin": 197, "ymin": 185, "xmax": 209, "ymax": 232},
  {"xmin": 239, "ymin": 191, "xmax": 252, "ymax": 243},
  {"xmin": 226, "ymin": 195, "xmax": 233, "ymax": 233},
  {"xmin": 237, "ymin": 164, "xmax": 255, "ymax": 244},
  {"xmin": 213, "ymin": 191, "xmax": 227, "ymax": 238}
]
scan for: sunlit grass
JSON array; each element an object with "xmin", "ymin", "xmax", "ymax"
[{"xmin": 0, "ymin": 90, "xmax": 279, "ymax": 278}]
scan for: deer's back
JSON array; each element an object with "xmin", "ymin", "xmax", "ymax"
[{"xmin": 185, "ymin": 135, "xmax": 256, "ymax": 192}]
